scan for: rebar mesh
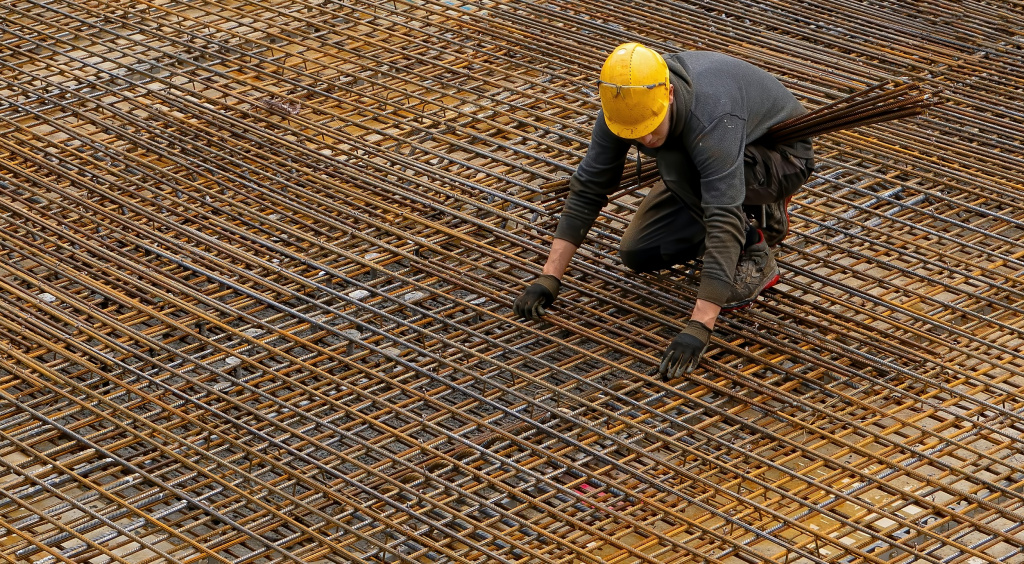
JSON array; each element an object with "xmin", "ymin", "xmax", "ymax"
[{"xmin": 0, "ymin": 1, "xmax": 1022, "ymax": 563}]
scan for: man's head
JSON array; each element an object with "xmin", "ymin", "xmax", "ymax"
[{"xmin": 599, "ymin": 43, "xmax": 674, "ymax": 147}]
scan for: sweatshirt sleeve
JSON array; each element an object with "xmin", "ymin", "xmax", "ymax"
[
  {"xmin": 553, "ymin": 111, "xmax": 631, "ymax": 247},
  {"xmin": 691, "ymin": 114, "xmax": 748, "ymax": 306}
]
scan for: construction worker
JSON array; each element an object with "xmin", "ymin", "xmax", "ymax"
[{"xmin": 513, "ymin": 43, "xmax": 815, "ymax": 380}]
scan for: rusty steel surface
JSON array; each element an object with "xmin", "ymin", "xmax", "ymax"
[{"xmin": 0, "ymin": 1, "xmax": 1023, "ymax": 563}]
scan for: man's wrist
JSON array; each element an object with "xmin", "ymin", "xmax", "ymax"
[
  {"xmin": 541, "ymin": 266, "xmax": 564, "ymax": 279},
  {"xmin": 691, "ymin": 299, "xmax": 721, "ymax": 330},
  {"xmin": 542, "ymin": 238, "xmax": 578, "ymax": 279},
  {"xmin": 533, "ymin": 274, "xmax": 561, "ymax": 296},
  {"xmin": 684, "ymin": 319, "xmax": 712, "ymax": 342}
]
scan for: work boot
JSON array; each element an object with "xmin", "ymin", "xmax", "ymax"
[
  {"xmin": 722, "ymin": 230, "xmax": 780, "ymax": 311},
  {"xmin": 761, "ymin": 196, "xmax": 792, "ymax": 248}
]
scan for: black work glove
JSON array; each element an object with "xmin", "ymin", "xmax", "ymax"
[
  {"xmin": 658, "ymin": 320, "xmax": 712, "ymax": 381},
  {"xmin": 513, "ymin": 274, "xmax": 561, "ymax": 320}
]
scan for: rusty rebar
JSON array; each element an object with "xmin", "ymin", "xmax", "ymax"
[{"xmin": 0, "ymin": 1, "xmax": 1022, "ymax": 563}]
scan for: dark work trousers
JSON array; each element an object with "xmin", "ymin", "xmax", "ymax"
[{"xmin": 620, "ymin": 144, "xmax": 814, "ymax": 273}]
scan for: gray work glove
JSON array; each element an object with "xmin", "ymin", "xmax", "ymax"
[
  {"xmin": 513, "ymin": 274, "xmax": 561, "ymax": 320},
  {"xmin": 658, "ymin": 320, "xmax": 712, "ymax": 381}
]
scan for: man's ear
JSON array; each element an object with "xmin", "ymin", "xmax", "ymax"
[{"xmin": 668, "ymin": 84, "xmax": 675, "ymax": 104}]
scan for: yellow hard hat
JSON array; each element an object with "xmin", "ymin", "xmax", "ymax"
[{"xmin": 598, "ymin": 43, "xmax": 671, "ymax": 139}]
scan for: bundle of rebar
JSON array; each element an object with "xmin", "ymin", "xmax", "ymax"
[
  {"xmin": 764, "ymin": 81, "xmax": 945, "ymax": 145},
  {"xmin": 0, "ymin": 1, "xmax": 1022, "ymax": 564}
]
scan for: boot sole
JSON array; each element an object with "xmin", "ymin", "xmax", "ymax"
[{"xmin": 721, "ymin": 272, "xmax": 781, "ymax": 312}]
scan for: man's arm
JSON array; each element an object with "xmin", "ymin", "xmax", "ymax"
[
  {"xmin": 691, "ymin": 299, "xmax": 721, "ymax": 330},
  {"xmin": 552, "ymin": 113, "xmax": 633, "ymax": 248},
  {"xmin": 659, "ymin": 114, "xmax": 746, "ymax": 380},
  {"xmin": 542, "ymin": 238, "xmax": 578, "ymax": 279},
  {"xmin": 514, "ymin": 112, "xmax": 630, "ymax": 321},
  {"xmin": 692, "ymin": 114, "xmax": 749, "ymax": 311}
]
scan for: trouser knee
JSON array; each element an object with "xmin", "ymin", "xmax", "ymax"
[
  {"xmin": 621, "ymin": 244, "xmax": 702, "ymax": 273},
  {"xmin": 619, "ymin": 245, "xmax": 665, "ymax": 274}
]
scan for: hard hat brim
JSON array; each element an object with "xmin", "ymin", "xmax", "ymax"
[
  {"xmin": 603, "ymin": 103, "xmax": 669, "ymax": 140},
  {"xmin": 601, "ymin": 86, "xmax": 670, "ymax": 140}
]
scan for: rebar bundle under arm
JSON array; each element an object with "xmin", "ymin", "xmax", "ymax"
[{"xmin": 764, "ymin": 81, "xmax": 944, "ymax": 145}]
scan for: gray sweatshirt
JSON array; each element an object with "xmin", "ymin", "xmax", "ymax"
[{"xmin": 554, "ymin": 51, "xmax": 813, "ymax": 306}]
